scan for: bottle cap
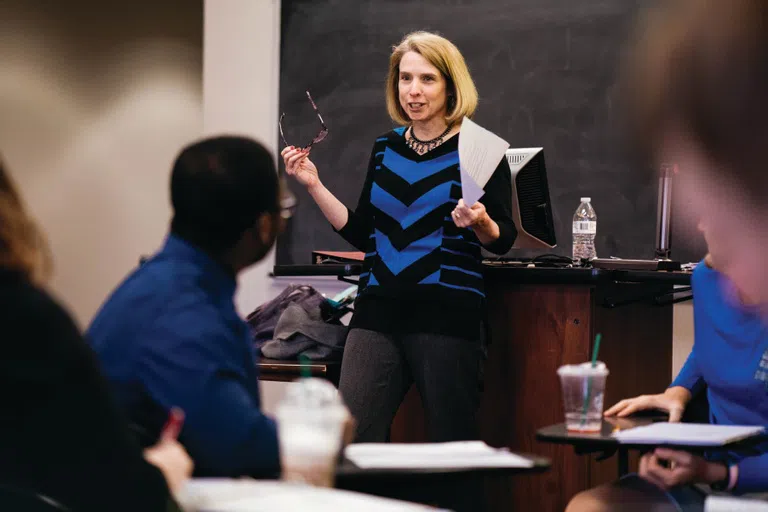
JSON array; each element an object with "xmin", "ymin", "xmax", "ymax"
[{"xmin": 580, "ymin": 197, "xmax": 591, "ymax": 203}]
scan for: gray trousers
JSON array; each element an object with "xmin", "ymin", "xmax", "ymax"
[{"xmin": 338, "ymin": 328, "xmax": 485, "ymax": 443}]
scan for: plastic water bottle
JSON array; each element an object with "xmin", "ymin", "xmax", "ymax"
[{"xmin": 572, "ymin": 197, "xmax": 597, "ymax": 260}]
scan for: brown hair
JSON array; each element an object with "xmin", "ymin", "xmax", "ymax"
[
  {"xmin": 0, "ymin": 159, "xmax": 52, "ymax": 283},
  {"xmin": 385, "ymin": 31, "xmax": 478, "ymax": 126},
  {"xmin": 624, "ymin": 0, "xmax": 768, "ymax": 207}
]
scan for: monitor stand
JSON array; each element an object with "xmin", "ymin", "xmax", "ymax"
[{"xmin": 592, "ymin": 164, "xmax": 682, "ymax": 272}]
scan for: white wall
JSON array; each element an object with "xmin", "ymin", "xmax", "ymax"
[
  {"xmin": 203, "ymin": 0, "xmax": 352, "ymax": 413},
  {"xmin": 0, "ymin": 0, "xmax": 204, "ymax": 327},
  {"xmin": 203, "ymin": 0, "xmax": 280, "ymax": 318},
  {"xmin": 672, "ymin": 302, "xmax": 694, "ymax": 379}
]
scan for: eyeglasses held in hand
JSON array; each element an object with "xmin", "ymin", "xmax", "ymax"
[{"xmin": 278, "ymin": 90, "xmax": 329, "ymax": 150}]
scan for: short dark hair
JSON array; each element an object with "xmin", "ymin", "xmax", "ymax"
[
  {"xmin": 170, "ymin": 136, "xmax": 279, "ymax": 251},
  {"xmin": 624, "ymin": 0, "xmax": 768, "ymax": 207}
]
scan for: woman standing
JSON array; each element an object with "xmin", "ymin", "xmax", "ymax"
[{"xmin": 282, "ymin": 31, "xmax": 516, "ymax": 443}]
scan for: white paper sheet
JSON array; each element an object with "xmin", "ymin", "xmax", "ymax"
[
  {"xmin": 344, "ymin": 441, "xmax": 534, "ymax": 469},
  {"xmin": 177, "ymin": 479, "xmax": 439, "ymax": 512},
  {"xmin": 458, "ymin": 117, "xmax": 510, "ymax": 205},
  {"xmin": 705, "ymin": 496, "xmax": 768, "ymax": 512},
  {"xmin": 612, "ymin": 423, "xmax": 765, "ymax": 446}
]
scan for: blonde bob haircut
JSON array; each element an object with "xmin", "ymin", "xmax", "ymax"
[
  {"xmin": 0, "ymin": 159, "xmax": 52, "ymax": 284},
  {"xmin": 386, "ymin": 31, "xmax": 478, "ymax": 126}
]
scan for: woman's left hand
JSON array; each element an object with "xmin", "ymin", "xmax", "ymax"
[
  {"xmin": 639, "ymin": 448, "xmax": 727, "ymax": 490},
  {"xmin": 451, "ymin": 199, "xmax": 489, "ymax": 228}
]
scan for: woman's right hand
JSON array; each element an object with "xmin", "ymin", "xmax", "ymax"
[
  {"xmin": 604, "ymin": 386, "xmax": 691, "ymax": 423},
  {"xmin": 281, "ymin": 146, "xmax": 320, "ymax": 190},
  {"xmin": 144, "ymin": 438, "xmax": 194, "ymax": 494}
]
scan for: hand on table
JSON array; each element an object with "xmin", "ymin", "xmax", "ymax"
[{"xmin": 605, "ymin": 387, "xmax": 690, "ymax": 423}]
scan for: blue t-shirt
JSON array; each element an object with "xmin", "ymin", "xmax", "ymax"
[{"xmin": 671, "ymin": 260, "xmax": 768, "ymax": 493}]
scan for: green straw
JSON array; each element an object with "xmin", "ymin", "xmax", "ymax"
[
  {"xmin": 299, "ymin": 353, "xmax": 311, "ymax": 379},
  {"xmin": 580, "ymin": 333, "xmax": 603, "ymax": 428},
  {"xmin": 590, "ymin": 333, "xmax": 602, "ymax": 367}
]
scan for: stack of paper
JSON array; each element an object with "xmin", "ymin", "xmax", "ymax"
[
  {"xmin": 457, "ymin": 117, "xmax": 510, "ymax": 206},
  {"xmin": 344, "ymin": 440, "xmax": 534, "ymax": 469},
  {"xmin": 612, "ymin": 423, "xmax": 765, "ymax": 446},
  {"xmin": 177, "ymin": 479, "xmax": 439, "ymax": 512}
]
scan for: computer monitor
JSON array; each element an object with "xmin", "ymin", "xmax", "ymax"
[{"xmin": 505, "ymin": 148, "xmax": 557, "ymax": 249}]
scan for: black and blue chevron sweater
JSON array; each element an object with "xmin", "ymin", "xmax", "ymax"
[{"xmin": 336, "ymin": 127, "xmax": 517, "ymax": 341}]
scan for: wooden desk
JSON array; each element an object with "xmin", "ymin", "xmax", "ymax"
[{"xmin": 271, "ymin": 263, "xmax": 690, "ymax": 512}]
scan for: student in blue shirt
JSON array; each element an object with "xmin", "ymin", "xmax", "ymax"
[
  {"xmin": 566, "ymin": 219, "xmax": 768, "ymax": 511},
  {"xmin": 87, "ymin": 136, "xmax": 289, "ymax": 478},
  {"xmin": 567, "ymin": 1, "xmax": 768, "ymax": 509}
]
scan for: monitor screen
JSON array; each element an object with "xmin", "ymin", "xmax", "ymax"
[{"xmin": 505, "ymin": 147, "xmax": 557, "ymax": 249}]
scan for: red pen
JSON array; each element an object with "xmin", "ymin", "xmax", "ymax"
[{"xmin": 160, "ymin": 407, "xmax": 185, "ymax": 441}]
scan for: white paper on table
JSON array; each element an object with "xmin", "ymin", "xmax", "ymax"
[
  {"xmin": 177, "ymin": 479, "xmax": 438, "ymax": 512},
  {"xmin": 458, "ymin": 117, "xmax": 510, "ymax": 206},
  {"xmin": 705, "ymin": 496, "xmax": 768, "ymax": 512},
  {"xmin": 612, "ymin": 423, "xmax": 765, "ymax": 446},
  {"xmin": 344, "ymin": 440, "xmax": 534, "ymax": 469}
]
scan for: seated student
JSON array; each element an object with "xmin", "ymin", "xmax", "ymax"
[
  {"xmin": 566, "ymin": 220, "xmax": 768, "ymax": 512},
  {"xmin": 0, "ymin": 159, "xmax": 192, "ymax": 511},
  {"xmin": 87, "ymin": 136, "xmax": 287, "ymax": 477}
]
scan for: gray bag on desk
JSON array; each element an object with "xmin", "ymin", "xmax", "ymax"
[
  {"xmin": 260, "ymin": 302, "xmax": 348, "ymax": 360},
  {"xmin": 247, "ymin": 284, "xmax": 329, "ymax": 349}
]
